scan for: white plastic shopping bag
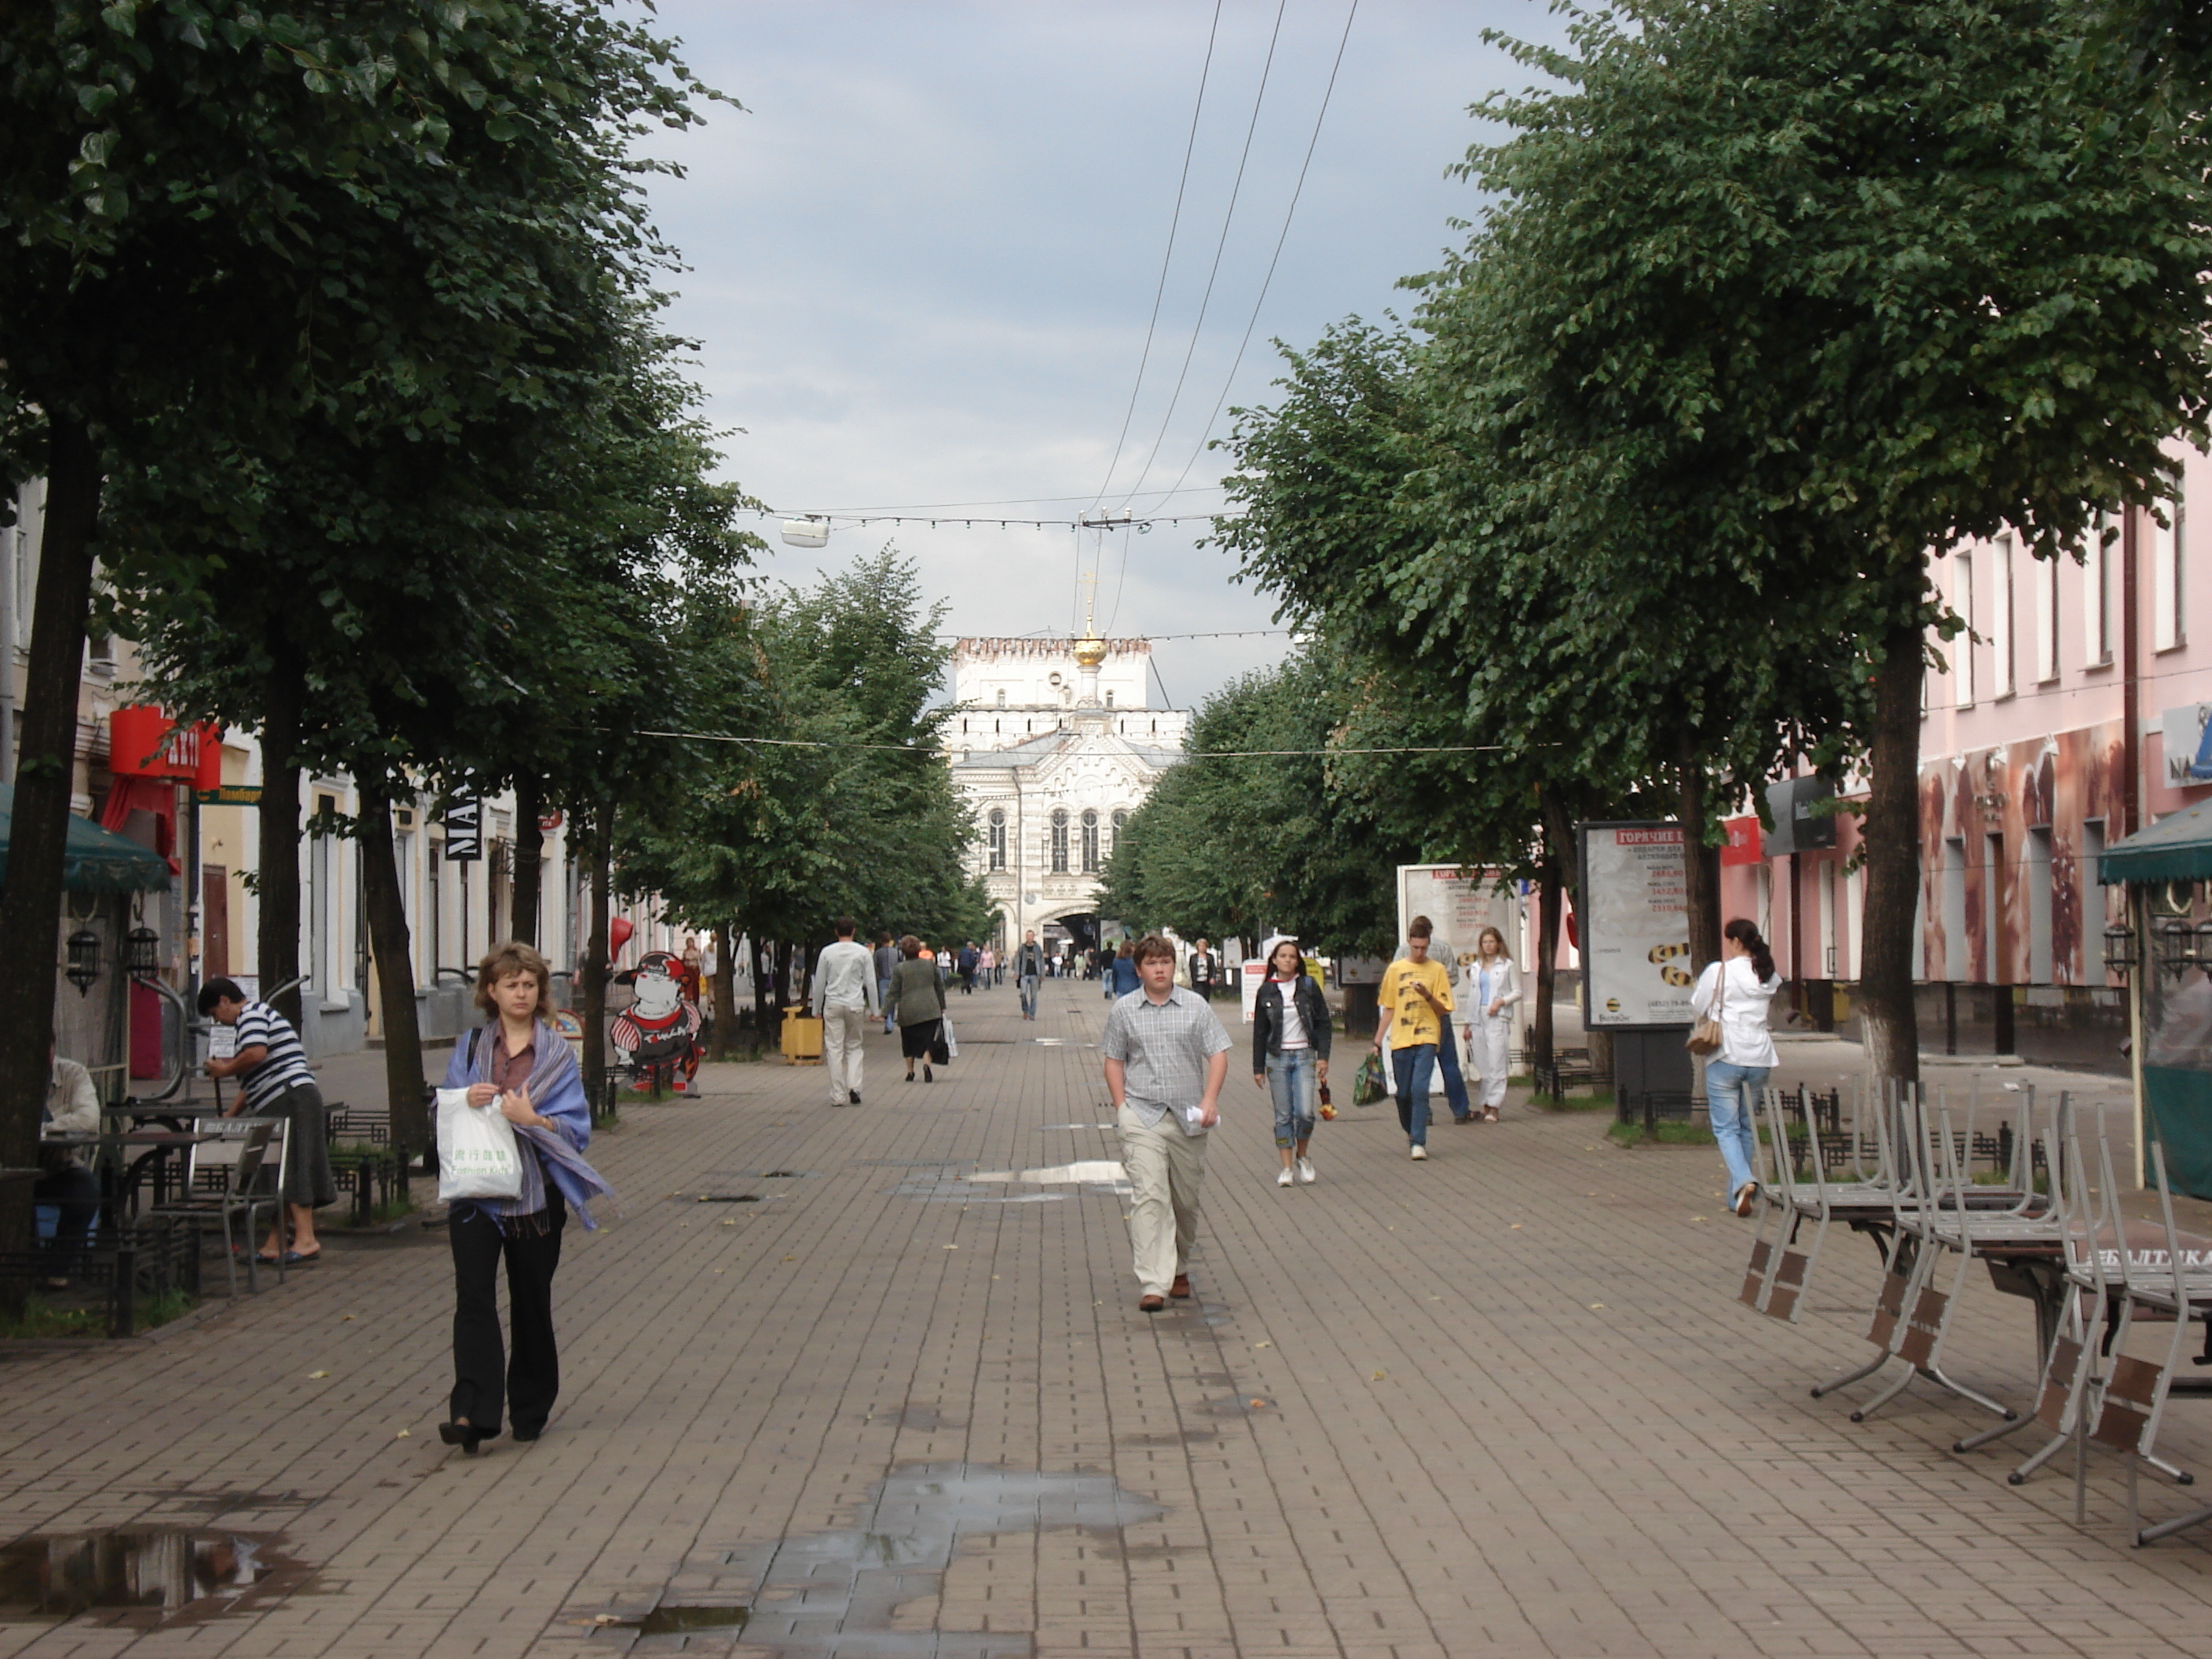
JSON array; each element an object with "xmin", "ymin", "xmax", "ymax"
[
  {"xmin": 939, "ymin": 1012, "xmax": 958, "ymax": 1059},
  {"xmin": 436, "ymin": 1087, "xmax": 524, "ymax": 1202}
]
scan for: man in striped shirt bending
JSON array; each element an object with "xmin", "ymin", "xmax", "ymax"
[{"xmin": 199, "ymin": 980, "xmax": 339, "ymax": 1265}]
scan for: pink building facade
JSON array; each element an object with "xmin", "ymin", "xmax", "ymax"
[{"xmin": 1718, "ymin": 444, "xmax": 2212, "ymax": 1072}]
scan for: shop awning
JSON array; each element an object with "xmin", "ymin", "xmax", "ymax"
[
  {"xmin": 2099, "ymin": 795, "xmax": 2212, "ymax": 887},
  {"xmin": 0, "ymin": 783, "xmax": 174, "ymax": 894}
]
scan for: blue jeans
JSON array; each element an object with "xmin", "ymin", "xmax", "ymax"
[
  {"xmin": 1391, "ymin": 1043, "xmax": 1437, "ymax": 1146},
  {"xmin": 879, "ymin": 977, "xmax": 893, "ymax": 1033},
  {"xmin": 1435, "ymin": 1027, "xmax": 1471, "ymax": 1121},
  {"xmin": 1705, "ymin": 1060, "xmax": 1768, "ymax": 1194},
  {"xmin": 1019, "ymin": 974, "xmax": 1039, "ymax": 1017},
  {"xmin": 1266, "ymin": 1049, "xmax": 1318, "ymax": 1147}
]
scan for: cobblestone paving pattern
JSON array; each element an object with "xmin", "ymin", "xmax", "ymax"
[{"xmin": 2, "ymin": 980, "xmax": 2209, "ymax": 1658}]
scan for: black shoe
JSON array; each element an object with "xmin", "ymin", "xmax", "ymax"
[
  {"xmin": 511, "ymin": 1425, "xmax": 542, "ymax": 1443},
  {"xmin": 923, "ymin": 1064, "xmax": 934, "ymax": 1083},
  {"xmin": 439, "ymin": 1421, "xmax": 498, "ymax": 1455},
  {"xmin": 849, "ymin": 1091, "xmax": 862, "ymax": 1106}
]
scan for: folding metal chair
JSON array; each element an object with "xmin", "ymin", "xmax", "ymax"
[
  {"xmin": 148, "ymin": 1122, "xmax": 285, "ymax": 1298},
  {"xmin": 1742, "ymin": 1084, "xmax": 1894, "ymax": 1324}
]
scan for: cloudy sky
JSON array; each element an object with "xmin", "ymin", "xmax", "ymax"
[{"xmin": 642, "ymin": 1, "xmax": 1567, "ymax": 707}]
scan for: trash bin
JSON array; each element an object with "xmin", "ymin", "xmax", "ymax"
[{"xmin": 780, "ymin": 1005, "xmax": 823, "ymax": 1064}]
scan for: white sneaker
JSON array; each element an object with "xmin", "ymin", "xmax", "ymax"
[
  {"xmin": 1409, "ymin": 1144, "xmax": 1428, "ymax": 1161},
  {"xmin": 1297, "ymin": 1156, "xmax": 1317, "ymax": 1185},
  {"xmin": 1276, "ymin": 1167, "xmax": 1295, "ymax": 1188}
]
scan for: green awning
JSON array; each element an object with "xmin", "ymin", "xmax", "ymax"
[
  {"xmin": 2099, "ymin": 795, "xmax": 2212, "ymax": 887},
  {"xmin": 0, "ymin": 782, "xmax": 173, "ymax": 894}
]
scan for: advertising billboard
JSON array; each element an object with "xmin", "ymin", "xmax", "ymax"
[
  {"xmin": 1579, "ymin": 822, "xmax": 1691, "ymax": 1029},
  {"xmin": 1393, "ymin": 866, "xmax": 1522, "ymax": 983}
]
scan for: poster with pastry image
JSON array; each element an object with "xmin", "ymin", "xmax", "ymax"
[{"xmin": 1580, "ymin": 822, "xmax": 1692, "ymax": 1027}]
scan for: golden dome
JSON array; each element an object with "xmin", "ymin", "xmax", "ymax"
[{"xmin": 1073, "ymin": 631, "xmax": 1108, "ymax": 669}]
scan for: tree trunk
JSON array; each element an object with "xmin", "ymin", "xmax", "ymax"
[
  {"xmin": 0, "ymin": 412, "xmax": 102, "ymax": 1271},
  {"xmin": 1533, "ymin": 856, "xmax": 1562, "ymax": 1095},
  {"xmin": 1678, "ymin": 733, "xmax": 1721, "ymax": 973},
  {"xmin": 1858, "ymin": 613, "xmax": 1923, "ymax": 1090},
  {"xmin": 579, "ymin": 799, "xmax": 613, "ymax": 1089},
  {"xmin": 711, "ymin": 921, "xmax": 738, "ymax": 1060},
  {"xmin": 357, "ymin": 783, "xmax": 429, "ymax": 1152},
  {"xmin": 510, "ymin": 774, "xmax": 543, "ymax": 946},
  {"xmin": 257, "ymin": 638, "xmax": 305, "ymax": 1030}
]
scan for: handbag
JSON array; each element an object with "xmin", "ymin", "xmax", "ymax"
[
  {"xmin": 1686, "ymin": 961, "xmax": 1725, "ymax": 1056},
  {"xmin": 435, "ymin": 1086, "xmax": 524, "ymax": 1202},
  {"xmin": 1352, "ymin": 1050, "xmax": 1388, "ymax": 1107}
]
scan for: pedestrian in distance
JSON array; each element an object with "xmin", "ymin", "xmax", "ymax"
[
  {"xmin": 199, "ymin": 977, "xmax": 339, "ymax": 1262},
  {"xmin": 1188, "ymin": 938, "xmax": 1218, "ymax": 1002},
  {"xmin": 1466, "ymin": 926, "xmax": 1521, "ymax": 1123},
  {"xmin": 980, "ymin": 943, "xmax": 997, "ymax": 988},
  {"xmin": 1107, "ymin": 940, "xmax": 1141, "ymax": 998},
  {"xmin": 1251, "ymin": 938, "xmax": 1329, "ymax": 1187},
  {"xmin": 1371, "ymin": 917, "xmax": 1454, "ymax": 1161},
  {"xmin": 958, "ymin": 940, "xmax": 979, "ymax": 994},
  {"xmin": 885, "ymin": 935, "xmax": 946, "ymax": 1083},
  {"xmin": 1693, "ymin": 918, "xmax": 1782, "ymax": 1217},
  {"xmin": 1431, "ymin": 947, "xmax": 1476, "ymax": 1126},
  {"xmin": 1013, "ymin": 928, "xmax": 1048, "ymax": 1021},
  {"xmin": 873, "ymin": 932, "xmax": 899, "ymax": 1035},
  {"xmin": 810, "ymin": 917, "xmax": 879, "ymax": 1106},
  {"xmin": 1103, "ymin": 936, "xmax": 1232, "ymax": 1312},
  {"xmin": 438, "ymin": 942, "xmax": 613, "ymax": 1454}
]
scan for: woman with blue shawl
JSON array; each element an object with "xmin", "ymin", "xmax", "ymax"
[{"xmin": 439, "ymin": 942, "xmax": 613, "ymax": 1454}]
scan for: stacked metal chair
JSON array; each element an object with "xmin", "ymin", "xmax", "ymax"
[{"xmin": 1741, "ymin": 1082, "xmax": 1897, "ymax": 1324}]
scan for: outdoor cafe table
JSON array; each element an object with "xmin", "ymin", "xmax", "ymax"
[{"xmin": 39, "ymin": 1130, "xmax": 219, "ymax": 1220}]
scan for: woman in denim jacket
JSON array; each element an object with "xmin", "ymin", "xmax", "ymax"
[{"xmin": 1251, "ymin": 939, "xmax": 1331, "ymax": 1187}]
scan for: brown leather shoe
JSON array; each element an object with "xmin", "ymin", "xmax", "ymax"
[
  {"xmin": 1139, "ymin": 1294, "xmax": 1166, "ymax": 1313},
  {"xmin": 1169, "ymin": 1274, "xmax": 1192, "ymax": 1299}
]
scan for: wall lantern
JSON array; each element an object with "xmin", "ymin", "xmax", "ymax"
[
  {"xmin": 2153, "ymin": 914, "xmax": 2198, "ymax": 976},
  {"xmin": 65, "ymin": 928, "xmax": 102, "ymax": 996},
  {"xmin": 126, "ymin": 925, "xmax": 162, "ymax": 982},
  {"xmin": 2103, "ymin": 921, "xmax": 2139, "ymax": 978}
]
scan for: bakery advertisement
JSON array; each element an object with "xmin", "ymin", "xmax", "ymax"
[{"xmin": 1580, "ymin": 822, "xmax": 1692, "ymax": 1027}]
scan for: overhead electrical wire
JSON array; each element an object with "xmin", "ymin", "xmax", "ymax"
[{"xmin": 617, "ymin": 726, "xmax": 1543, "ymax": 760}]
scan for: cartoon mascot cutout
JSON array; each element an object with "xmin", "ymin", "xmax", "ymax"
[{"xmin": 611, "ymin": 950, "xmax": 704, "ymax": 1093}]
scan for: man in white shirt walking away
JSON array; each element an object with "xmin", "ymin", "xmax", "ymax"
[
  {"xmin": 811, "ymin": 917, "xmax": 880, "ymax": 1107},
  {"xmin": 1102, "ymin": 936, "xmax": 1232, "ymax": 1313}
]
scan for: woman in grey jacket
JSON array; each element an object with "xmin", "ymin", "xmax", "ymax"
[{"xmin": 884, "ymin": 935, "xmax": 946, "ymax": 1083}]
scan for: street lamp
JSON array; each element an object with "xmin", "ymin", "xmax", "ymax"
[
  {"xmin": 126, "ymin": 925, "xmax": 161, "ymax": 982},
  {"xmin": 2153, "ymin": 914, "xmax": 2197, "ymax": 976}
]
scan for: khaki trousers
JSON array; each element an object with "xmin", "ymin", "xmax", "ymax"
[
  {"xmin": 1118, "ymin": 1104, "xmax": 1208, "ymax": 1296},
  {"xmin": 822, "ymin": 1005, "xmax": 867, "ymax": 1104}
]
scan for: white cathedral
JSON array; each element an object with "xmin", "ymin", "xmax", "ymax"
[{"xmin": 947, "ymin": 625, "xmax": 1187, "ymax": 956}]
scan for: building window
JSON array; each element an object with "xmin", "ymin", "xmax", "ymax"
[
  {"xmin": 996, "ymin": 688, "xmax": 1006, "ymax": 708},
  {"xmin": 1050, "ymin": 809, "xmax": 1068, "ymax": 873},
  {"xmin": 1104, "ymin": 690, "xmax": 1114, "ymax": 709},
  {"xmin": 1111, "ymin": 809, "xmax": 1127, "ymax": 859},
  {"xmin": 2155, "ymin": 498, "xmax": 2186, "ymax": 650},
  {"xmin": 2085, "ymin": 513, "xmax": 2113, "ymax": 667},
  {"xmin": 1954, "ymin": 553, "xmax": 1976, "ymax": 707},
  {"xmin": 1993, "ymin": 535, "xmax": 2016, "ymax": 698},
  {"xmin": 987, "ymin": 808, "xmax": 1006, "ymax": 872},
  {"xmin": 2034, "ymin": 548, "xmax": 2060, "ymax": 683},
  {"xmin": 1080, "ymin": 809, "xmax": 1100, "ymax": 873}
]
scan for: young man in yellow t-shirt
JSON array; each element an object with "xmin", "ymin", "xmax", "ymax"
[{"xmin": 1372, "ymin": 916, "xmax": 1455, "ymax": 1160}]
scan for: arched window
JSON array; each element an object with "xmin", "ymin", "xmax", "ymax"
[
  {"xmin": 1050, "ymin": 809, "xmax": 1069, "ymax": 873},
  {"xmin": 987, "ymin": 808, "xmax": 1006, "ymax": 871},
  {"xmin": 1104, "ymin": 690, "xmax": 1115, "ymax": 708},
  {"xmin": 1080, "ymin": 808, "xmax": 1100, "ymax": 873},
  {"xmin": 996, "ymin": 688, "xmax": 1006, "ymax": 708},
  {"xmin": 1111, "ymin": 809, "xmax": 1128, "ymax": 859}
]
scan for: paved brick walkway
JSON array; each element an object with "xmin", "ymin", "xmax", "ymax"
[{"xmin": 4, "ymin": 979, "xmax": 2210, "ymax": 1657}]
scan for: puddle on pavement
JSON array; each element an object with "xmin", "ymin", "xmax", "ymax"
[
  {"xmin": 1037, "ymin": 1123, "xmax": 1117, "ymax": 1132},
  {"xmin": 967, "ymin": 1160, "xmax": 1129, "ymax": 1192},
  {"xmin": 0, "ymin": 1527, "xmax": 308, "ymax": 1626},
  {"xmin": 589, "ymin": 1463, "xmax": 1162, "ymax": 1656},
  {"xmin": 1029, "ymin": 1038, "xmax": 1097, "ymax": 1048},
  {"xmin": 889, "ymin": 1176, "xmax": 1065, "ymax": 1205}
]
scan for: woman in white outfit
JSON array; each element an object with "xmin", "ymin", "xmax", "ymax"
[
  {"xmin": 1464, "ymin": 926, "xmax": 1520, "ymax": 1122},
  {"xmin": 1689, "ymin": 918, "xmax": 1782, "ymax": 1217}
]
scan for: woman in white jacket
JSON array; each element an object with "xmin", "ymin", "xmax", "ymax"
[
  {"xmin": 1690, "ymin": 918, "xmax": 1782, "ymax": 1217},
  {"xmin": 1464, "ymin": 927, "xmax": 1520, "ymax": 1122}
]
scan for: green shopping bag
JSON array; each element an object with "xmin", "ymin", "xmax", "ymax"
[{"xmin": 1352, "ymin": 1050, "xmax": 1388, "ymax": 1107}]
